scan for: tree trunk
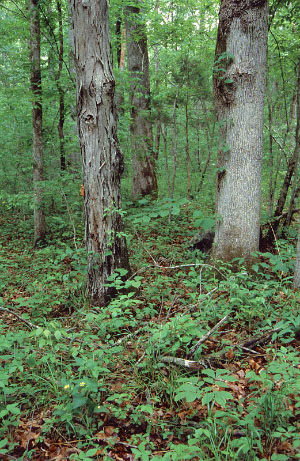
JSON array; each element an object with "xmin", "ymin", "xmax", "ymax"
[
  {"xmin": 293, "ymin": 226, "xmax": 300, "ymax": 289},
  {"xmin": 56, "ymin": 0, "xmax": 66, "ymax": 171},
  {"xmin": 185, "ymin": 100, "xmax": 190, "ymax": 200},
  {"xmin": 212, "ymin": 0, "xmax": 269, "ymax": 264},
  {"xmin": 284, "ymin": 58, "xmax": 300, "ymax": 229},
  {"xmin": 125, "ymin": 1, "xmax": 157, "ymax": 200},
  {"xmin": 69, "ymin": 0, "xmax": 130, "ymax": 305},
  {"xmin": 170, "ymin": 93, "xmax": 178, "ymax": 200},
  {"xmin": 266, "ymin": 73, "xmax": 274, "ymax": 216},
  {"xmin": 114, "ymin": 24, "xmax": 126, "ymax": 114},
  {"xmin": 30, "ymin": 0, "xmax": 46, "ymax": 246}
]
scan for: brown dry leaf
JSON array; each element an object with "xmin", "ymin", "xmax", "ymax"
[
  {"xmin": 104, "ymin": 425, "xmax": 117, "ymax": 437},
  {"xmin": 177, "ymin": 410, "xmax": 191, "ymax": 420},
  {"xmin": 225, "ymin": 349, "xmax": 235, "ymax": 360},
  {"xmin": 111, "ymin": 381, "xmax": 124, "ymax": 392},
  {"xmin": 237, "ymin": 369, "xmax": 245, "ymax": 379},
  {"xmin": 249, "ymin": 359, "xmax": 261, "ymax": 373},
  {"xmin": 225, "ymin": 382, "xmax": 239, "ymax": 393},
  {"xmin": 277, "ymin": 440, "xmax": 293, "ymax": 452}
]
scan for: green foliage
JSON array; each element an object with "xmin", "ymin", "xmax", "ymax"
[{"xmin": 0, "ymin": 0, "xmax": 300, "ymax": 458}]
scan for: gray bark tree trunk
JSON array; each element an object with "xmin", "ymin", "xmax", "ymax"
[
  {"xmin": 69, "ymin": 0, "xmax": 130, "ymax": 305},
  {"xmin": 294, "ymin": 225, "xmax": 300, "ymax": 289},
  {"xmin": 30, "ymin": 0, "xmax": 46, "ymax": 246},
  {"xmin": 125, "ymin": 1, "xmax": 157, "ymax": 200},
  {"xmin": 212, "ymin": 0, "xmax": 269, "ymax": 264}
]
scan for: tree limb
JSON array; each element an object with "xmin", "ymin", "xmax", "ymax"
[
  {"xmin": 188, "ymin": 314, "xmax": 230, "ymax": 358},
  {"xmin": 160, "ymin": 327, "xmax": 283, "ymax": 371},
  {"xmin": 0, "ymin": 306, "xmax": 38, "ymax": 330}
]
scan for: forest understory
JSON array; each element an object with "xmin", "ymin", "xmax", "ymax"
[
  {"xmin": 1, "ymin": 0, "xmax": 300, "ymax": 459},
  {"xmin": 0, "ymin": 205, "xmax": 300, "ymax": 461}
]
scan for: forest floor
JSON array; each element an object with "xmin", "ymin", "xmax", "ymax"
[{"xmin": 0, "ymin": 207, "xmax": 300, "ymax": 460}]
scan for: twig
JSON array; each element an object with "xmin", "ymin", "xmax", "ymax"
[
  {"xmin": 239, "ymin": 346, "xmax": 260, "ymax": 355},
  {"xmin": 128, "ymin": 262, "xmax": 226, "ymax": 280},
  {"xmin": 239, "ymin": 327, "xmax": 281, "ymax": 350},
  {"xmin": 25, "ymin": 406, "xmax": 36, "ymax": 455},
  {"xmin": 106, "ymin": 325, "xmax": 148, "ymax": 349},
  {"xmin": 114, "ymin": 441, "xmax": 138, "ymax": 449},
  {"xmin": 159, "ymin": 356, "xmax": 210, "ymax": 370},
  {"xmin": 136, "ymin": 351, "xmax": 146, "ymax": 365},
  {"xmin": 0, "ymin": 306, "xmax": 38, "ymax": 329},
  {"xmin": 188, "ymin": 314, "xmax": 230, "ymax": 358},
  {"xmin": 153, "ymin": 262, "xmax": 225, "ymax": 278}
]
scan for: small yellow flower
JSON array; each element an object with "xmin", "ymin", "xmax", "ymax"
[
  {"xmin": 79, "ymin": 382, "xmax": 86, "ymax": 387},
  {"xmin": 97, "ymin": 405, "xmax": 101, "ymax": 409},
  {"xmin": 64, "ymin": 384, "xmax": 70, "ymax": 390}
]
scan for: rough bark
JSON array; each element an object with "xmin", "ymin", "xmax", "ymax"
[
  {"xmin": 56, "ymin": 0, "xmax": 66, "ymax": 171},
  {"xmin": 30, "ymin": 0, "xmax": 46, "ymax": 246},
  {"xmin": 293, "ymin": 224, "xmax": 300, "ymax": 289},
  {"xmin": 212, "ymin": 0, "xmax": 269, "ymax": 264},
  {"xmin": 114, "ymin": 24, "xmax": 126, "ymax": 114},
  {"xmin": 69, "ymin": 0, "xmax": 130, "ymax": 305},
  {"xmin": 125, "ymin": 1, "xmax": 157, "ymax": 200}
]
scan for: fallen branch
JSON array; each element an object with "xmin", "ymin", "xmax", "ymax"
[
  {"xmin": 0, "ymin": 306, "xmax": 38, "ymax": 329},
  {"xmin": 159, "ymin": 356, "xmax": 210, "ymax": 370},
  {"xmin": 188, "ymin": 314, "xmax": 230, "ymax": 358},
  {"xmin": 106, "ymin": 325, "xmax": 148, "ymax": 349},
  {"xmin": 160, "ymin": 327, "xmax": 283, "ymax": 371},
  {"xmin": 129, "ymin": 262, "xmax": 226, "ymax": 280},
  {"xmin": 238, "ymin": 327, "xmax": 281, "ymax": 350}
]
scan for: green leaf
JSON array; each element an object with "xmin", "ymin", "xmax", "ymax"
[
  {"xmin": 54, "ymin": 330, "xmax": 62, "ymax": 340},
  {"xmin": 94, "ymin": 405, "xmax": 109, "ymax": 413},
  {"xmin": 85, "ymin": 448, "xmax": 99, "ymax": 456},
  {"xmin": 202, "ymin": 392, "xmax": 214, "ymax": 405},
  {"xmin": 6, "ymin": 403, "xmax": 20, "ymax": 415},
  {"xmin": 131, "ymin": 280, "xmax": 141, "ymax": 288},
  {"xmin": 72, "ymin": 396, "xmax": 87, "ymax": 409},
  {"xmin": 202, "ymin": 369, "xmax": 215, "ymax": 378},
  {"xmin": 43, "ymin": 329, "xmax": 51, "ymax": 338},
  {"xmin": 159, "ymin": 209, "xmax": 169, "ymax": 217},
  {"xmin": 214, "ymin": 391, "xmax": 233, "ymax": 406},
  {"xmin": 0, "ymin": 438, "xmax": 8, "ymax": 449},
  {"xmin": 193, "ymin": 210, "xmax": 203, "ymax": 219}
]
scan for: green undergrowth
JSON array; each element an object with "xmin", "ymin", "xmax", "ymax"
[{"xmin": 0, "ymin": 204, "xmax": 300, "ymax": 460}]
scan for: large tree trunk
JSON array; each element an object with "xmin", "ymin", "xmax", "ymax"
[
  {"xmin": 125, "ymin": 1, "xmax": 157, "ymax": 200},
  {"xmin": 294, "ymin": 222, "xmax": 300, "ymax": 290},
  {"xmin": 212, "ymin": 0, "xmax": 269, "ymax": 264},
  {"xmin": 30, "ymin": 0, "xmax": 46, "ymax": 246},
  {"xmin": 69, "ymin": 0, "xmax": 130, "ymax": 305}
]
